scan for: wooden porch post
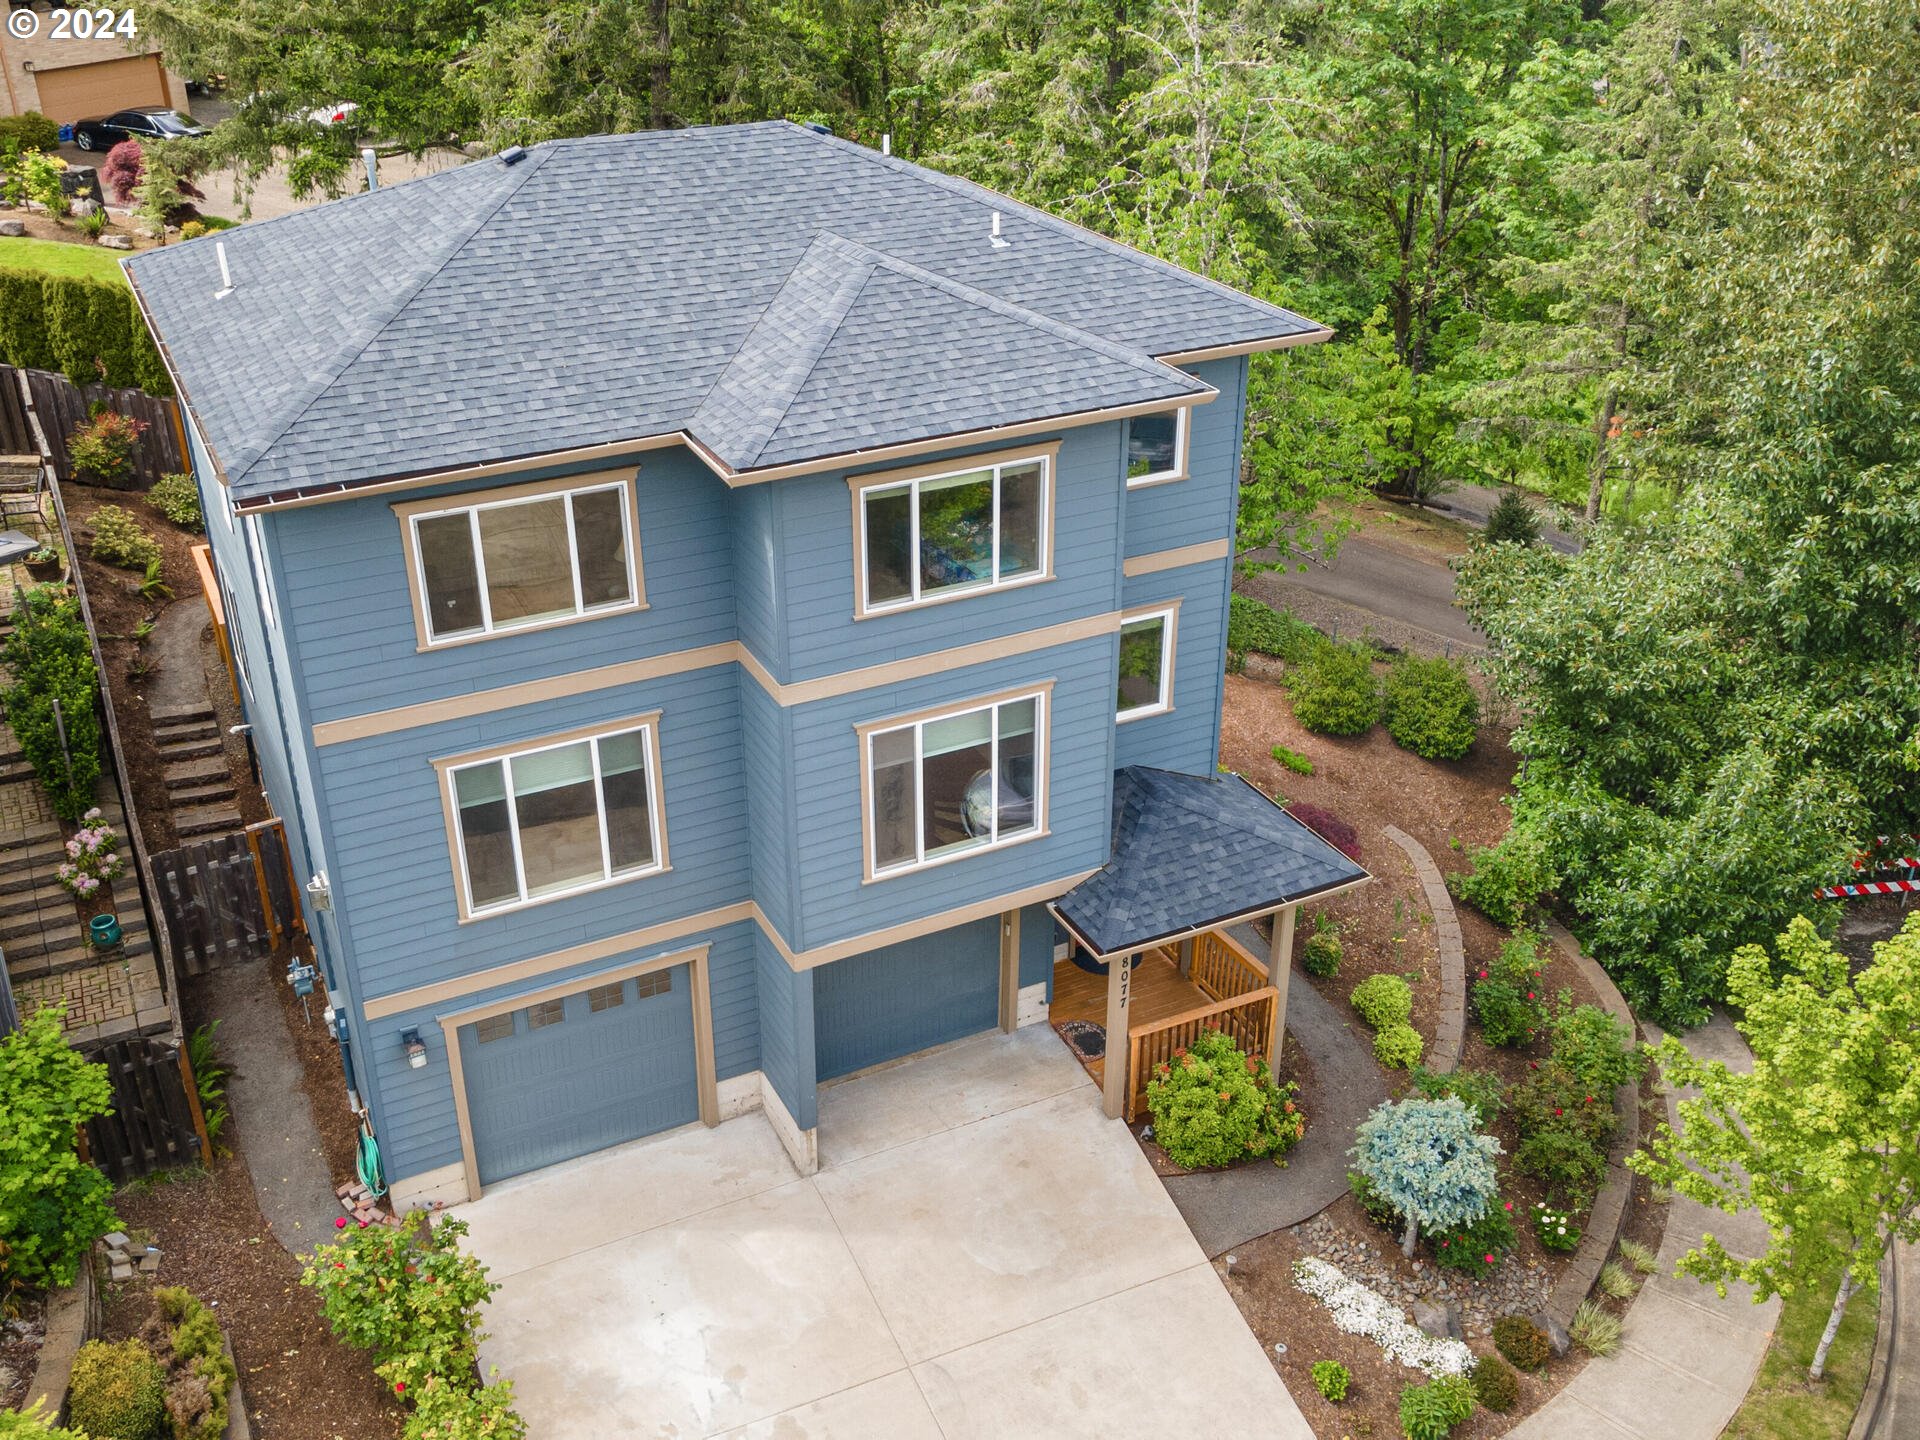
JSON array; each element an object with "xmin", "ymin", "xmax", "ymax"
[
  {"xmin": 1175, "ymin": 937, "xmax": 1194, "ymax": 979},
  {"xmin": 1268, "ymin": 904, "xmax": 1297, "ymax": 1064},
  {"xmin": 1102, "ymin": 947, "xmax": 1136, "ymax": 1119},
  {"xmin": 997, "ymin": 908, "xmax": 1021, "ymax": 1033}
]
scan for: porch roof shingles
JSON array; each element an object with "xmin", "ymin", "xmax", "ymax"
[
  {"xmin": 124, "ymin": 120, "xmax": 1322, "ymax": 502},
  {"xmin": 1054, "ymin": 767, "xmax": 1369, "ymax": 959}
]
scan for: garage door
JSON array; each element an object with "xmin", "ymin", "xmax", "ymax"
[
  {"xmin": 33, "ymin": 56, "xmax": 168, "ymax": 126},
  {"xmin": 457, "ymin": 966, "xmax": 699, "ymax": 1185},
  {"xmin": 814, "ymin": 918, "xmax": 1000, "ymax": 1081}
]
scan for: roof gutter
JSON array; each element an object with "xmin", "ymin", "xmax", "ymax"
[
  {"xmin": 124, "ymin": 264, "xmax": 232, "ymax": 489},
  {"xmin": 1156, "ymin": 326, "xmax": 1336, "ymax": 366}
]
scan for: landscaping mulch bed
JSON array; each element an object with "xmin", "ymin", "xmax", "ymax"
[
  {"xmin": 0, "ymin": 208, "xmax": 163, "ymax": 252},
  {"xmin": 0, "ymin": 1294, "xmax": 47, "ymax": 1412}
]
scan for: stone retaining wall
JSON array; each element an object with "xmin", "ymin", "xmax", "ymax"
[{"xmin": 1380, "ymin": 825, "xmax": 1465, "ymax": 1073}]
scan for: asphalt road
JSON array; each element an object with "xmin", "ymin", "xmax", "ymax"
[
  {"xmin": 1426, "ymin": 482, "xmax": 1582, "ymax": 555},
  {"xmin": 1269, "ymin": 535, "xmax": 1485, "ymax": 651}
]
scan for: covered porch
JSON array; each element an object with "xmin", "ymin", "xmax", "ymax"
[{"xmin": 1050, "ymin": 766, "xmax": 1370, "ymax": 1121}]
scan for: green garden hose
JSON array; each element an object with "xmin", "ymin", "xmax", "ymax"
[{"xmin": 357, "ymin": 1127, "xmax": 386, "ymax": 1199}]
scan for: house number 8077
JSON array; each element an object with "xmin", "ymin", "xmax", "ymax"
[{"xmin": 48, "ymin": 8, "xmax": 139, "ymax": 40}]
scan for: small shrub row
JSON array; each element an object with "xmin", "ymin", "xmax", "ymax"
[
  {"xmin": 0, "ymin": 268, "xmax": 172, "ymax": 396},
  {"xmin": 1284, "ymin": 642, "xmax": 1380, "ymax": 735},
  {"xmin": 1269, "ymin": 741, "xmax": 1314, "ymax": 775},
  {"xmin": 148, "ymin": 473, "xmax": 205, "ymax": 531},
  {"xmin": 1227, "ymin": 593, "xmax": 1326, "ymax": 664},
  {"xmin": 1510, "ymin": 996, "xmax": 1644, "ymax": 1204},
  {"xmin": 1144, "ymin": 1027, "xmax": 1304, "ymax": 1170},
  {"xmin": 1, "ymin": 584, "xmax": 103, "ymax": 819}
]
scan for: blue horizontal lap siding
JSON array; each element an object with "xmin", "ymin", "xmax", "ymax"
[
  {"xmin": 775, "ymin": 423, "xmax": 1127, "ymax": 682},
  {"xmin": 1116, "ymin": 559, "xmax": 1231, "ymax": 776},
  {"xmin": 785, "ymin": 635, "xmax": 1118, "ymax": 952},
  {"xmin": 1122, "ymin": 358, "xmax": 1244, "ymax": 557},
  {"xmin": 756, "ymin": 930, "xmax": 815, "ymax": 1129},
  {"xmin": 316, "ymin": 664, "xmax": 748, "ymax": 1001},
  {"xmin": 368, "ymin": 920, "xmax": 760, "ymax": 1182},
  {"xmin": 271, "ymin": 446, "xmax": 735, "ymax": 726},
  {"xmin": 814, "ymin": 917, "xmax": 1000, "ymax": 1080},
  {"xmin": 738, "ymin": 677, "xmax": 795, "ymax": 936}
]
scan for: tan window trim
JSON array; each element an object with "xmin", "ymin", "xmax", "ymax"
[
  {"xmin": 432, "ymin": 710, "xmax": 670, "ymax": 924},
  {"xmin": 392, "ymin": 468, "xmax": 648, "ymax": 652},
  {"xmin": 1123, "ymin": 406, "xmax": 1193, "ymax": 489},
  {"xmin": 1115, "ymin": 600, "xmax": 1180, "ymax": 723},
  {"xmin": 847, "ymin": 442, "xmax": 1060, "ymax": 620},
  {"xmin": 854, "ymin": 681, "xmax": 1053, "ymax": 885},
  {"xmin": 439, "ymin": 943, "xmax": 719, "ymax": 1202}
]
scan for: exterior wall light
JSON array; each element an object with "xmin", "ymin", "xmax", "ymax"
[{"xmin": 400, "ymin": 1027, "xmax": 429, "ymax": 1070}]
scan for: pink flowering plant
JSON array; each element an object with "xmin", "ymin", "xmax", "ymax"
[
  {"xmin": 56, "ymin": 808, "xmax": 123, "ymax": 902},
  {"xmin": 1472, "ymin": 929, "xmax": 1549, "ymax": 1046},
  {"xmin": 1432, "ymin": 1195, "xmax": 1518, "ymax": 1278}
]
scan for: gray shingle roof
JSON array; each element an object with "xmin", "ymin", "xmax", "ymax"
[
  {"xmin": 1053, "ymin": 767, "xmax": 1369, "ymax": 958},
  {"xmin": 125, "ymin": 121, "xmax": 1325, "ymax": 503}
]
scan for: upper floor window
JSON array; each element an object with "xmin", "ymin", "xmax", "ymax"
[
  {"xmin": 396, "ymin": 473, "xmax": 643, "ymax": 649},
  {"xmin": 852, "ymin": 446, "xmax": 1056, "ymax": 617},
  {"xmin": 437, "ymin": 716, "xmax": 667, "ymax": 920},
  {"xmin": 860, "ymin": 688, "xmax": 1049, "ymax": 880},
  {"xmin": 1116, "ymin": 605, "xmax": 1176, "ymax": 720},
  {"xmin": 1125, "ymin": 408, "xmax": 1189, "ymax": 487}
]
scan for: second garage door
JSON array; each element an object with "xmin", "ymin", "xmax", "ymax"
[
  {"xmin": 33, "ymin": 56, "xmax": 170, "ymax": 126},
  {"xmin": 457, "ymin": 966, "xmax": 699, "ymax": 1186}
]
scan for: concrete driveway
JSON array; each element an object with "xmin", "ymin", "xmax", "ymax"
[{"xmin": 456, "ymin": 1025, "xmax": 1310, "ymax": 1439}]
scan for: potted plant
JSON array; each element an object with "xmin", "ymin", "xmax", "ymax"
[{"xmin": 24, "ymin": 543, "xmax": 62, "ymax": 580}]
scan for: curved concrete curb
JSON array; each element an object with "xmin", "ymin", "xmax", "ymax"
[
  {"xmin": 1379, "ymin": 825, "xmax": 1464, "ymax": 1073},
  {"xmin": 1852, "ymin": 1240, "xmax": 1913, "ymax": 1439},
  {"xmin": 1540, "ymin": 920, "xmax": 1640, "ymax": 1329}
]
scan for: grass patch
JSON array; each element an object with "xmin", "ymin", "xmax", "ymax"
[
  {"xmin": 1722, "ymin": 1267, "xmax": 1879, "ymax": 1440},
  {"xmin": 0, "ymin": 235, "xmax": 131, "ymax": 283}
]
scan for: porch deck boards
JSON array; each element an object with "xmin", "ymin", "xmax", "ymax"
[{"xmin": 1049, "ymin": 947, "xmax": 1210, "ymax": 1090}]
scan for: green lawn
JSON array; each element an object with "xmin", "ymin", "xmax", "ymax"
[
  {"xmin": 1722, "ymin": 1268, "xmax": 1879, "ymax": 1440},
  {"xmin": 0, "ymin": 235, "xmax": 131, "ymax": 283}
]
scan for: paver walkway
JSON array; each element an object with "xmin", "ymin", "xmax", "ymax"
[
  {"xmin": 1159, "ymin": 920, "xmax": 1384, "ymax": 1255},
  {"xmin": 1506, "ymin": 1011, "xmax": 1780, "ymax": 1439}
]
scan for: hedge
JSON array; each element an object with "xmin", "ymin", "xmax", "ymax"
[
  {"xmin": 0, "ymin": 267, "xmax": 172, "ymax": 396},
  {"xmin": 0, "ymin": 112, "xmax": 60, "ymax": 153},
  {"xmin": 1, "ymin": 585, "xmax": 103, "ymax": 819}
]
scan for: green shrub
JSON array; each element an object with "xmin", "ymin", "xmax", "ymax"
[
  {"xmin": 1408, "ymin": 1064, "xmax": 1504, "ymax": 1125},
  {"xmin": 1383, "ymin": 655, "xmax": 1480, "ymax": 760},
  {"xmin": 1285, "ymin": 643, "xmax": 1381, "ymax": 735},
  {"xmin": 0, "ymin": 1399, "xmax": 88, "ymax": 1437},
  {"xmin": 1432, "ymin": 1198, "xmax": 1517, "ymax": 1277},
  {"xmin": 1398, "ymin": 1373, "xmax": 1474, "ymax": 1440},
  {"xmin": 76, "ymin": 207, "xmax": 109, "ymax": 240},
  {"xmin": 90, "ymin": 505, "xmax": 162, "ymax": 569},
  {"xmin": 1, "ymin": 586, "xmax": 102, "ymax": 818},
  {"xmin": 1311, "ymin": 1359, "xmax": 1350, "ymax": 1403},
  {"xmin": 1532, "ymin": 1200, "xmax": 1582, "ymax": 1253},
  {"xmin": 1511, "ymin": 1061, "xmax": 1615, "ymax": 1149},
  {"xmin": 67, "ymin": 1338, "xmax": 168, "ymax": 1440},
  {"xmin": 147, "ymin": 473, "xmax": 204, "ymax": 532},
  {"xmin": 1374, "ymin": 1022, "xmax": 1424, "ymax": 1070},
  {"xmin": 1269, "ymin": 742, "xmax": 1314, "ymax": 776},
  {"xmin": 187, "ymin": 1022, "xmax": 229, "ymax": 1151},
  {"xmin": 1349, "ymin": 1169, "xmax": 1403, "ymax": 1230},
  {"xmin": 152, "ymin": 1286, "xmax": 237, "ymax": 1440},
  {"xmin": 0, "ymin": 269, "xmax": 172, "ymax": 395},
  {"xmin": 1597, "ymin": 1259, "xmax": 1638, "ymax": 1300},
  {"xmin": 1297, "ymin": 925, "xmax": 1344, "ymax": 983},
  {"xmin": 1515, "ymin": 1128, "xmax": 1608, "ymax": 1204},
  {"xmin": 1350, "ymin": 973, "xmax": 1413, "ymax": 1030},
  {"xmin": 1547, "ymin": 997, "xmax": 1644, "ymax": 1093},
  {"xmin": 1617, "ymin": 1237, "xmax": 1657, "ymax": 1274},
  {"xmin": 1448, "ymin": 826, "xmax": 1557, "ymax": 928},
  {"xmin": 1145, "ymin": 1027, "xmax": 1305, "ymax": 1169},
  {"xmin": 1471, "ymin": 929, "xmax": 1548, "ymax": 1046},
  {"xmin": 179, "ymin": 220, "xmax": 207, "ymax": 240},
  {"xmin": 1352, "ymin": 1097, "xmax": 1502, "ymax": 1248},
  {"xmin": 1570, "ymin": 1299, "xmax": 1622, "ymax": 1357},
  {"xmin": 1492, "ymin": 1314, "xmax": 1552, "ymax": 1371},
  {"xmin": 1228, "ymin": 593, "xmax": 1326, "ymax": 663},
  {"xmin": 0, "ymin": 1008, "xmax": 116, "ymax": 1293},
  {"xmin": 1470, "ymin": 1354, "xmax": 1520, "ymax": 1412},
  {"xmin": 1481, "ymin": 489, "xmax": 1542, "ymax": 546},
  {"xmin": 0, "ymin": 112, "xmax": 60, "ymax": 153},
  {"xmin": 398, "ymin": 1376, "xmax": 526, "ymax": 1440}
]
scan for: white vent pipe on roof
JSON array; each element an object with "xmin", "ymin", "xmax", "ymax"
[
  {"xmin": 363, "ymin": 147, "xmax": 379, "ymax": 191},
  {"xmin": 881, "ymin": 133, "xmax": 891, "ymax": 156},
  {"xmin": 213, "ymin": 241, "xmax": 233, "ymax": 298},
  {"xmin": 990, "ymin": 211, "xmax": 1009, "ymax": 250}
]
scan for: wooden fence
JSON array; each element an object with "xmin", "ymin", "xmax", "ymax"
[
  {"xmin": 0, "ymin": 365, "xmax": 184, "ymax": 486},
  {"xmin": 1122, "ymin": 929, "xmax": 1279, "ymax": 1122},
  {"xmin": 150, "ymin": 821, "xmax": 302, "ymax": 975},
  {"xmin": 79, "ymin": 1035, "xmax": 209, "ymax": 1183}
]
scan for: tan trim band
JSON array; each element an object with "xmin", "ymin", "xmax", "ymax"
[
  {"xmin": 312, "ymin": 612, "xmax": 1124, "ymax": 746},
  {"xmin": 1122, "ymin": 538, "xmax": 1233, "ymax": 577},
  {"xmin": 438, "ymin": 943, "xmax": 719, "ymax": 1201},
  {"xmin": 365, "ymin": 865, "xmax": 1100, "ymax": 1018},
  {"xmin": 1155, "ymin": 328, "xmax": 1335, "ymax": 364}
]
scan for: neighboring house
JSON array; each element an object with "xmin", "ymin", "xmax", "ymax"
[
  {"xmin": 124, "ymin": 121, "xmax": 1366, "ymax": 1208},
  {"xmin": 0, "ymin": 4, "xmax": 187, "ymax": 124}
]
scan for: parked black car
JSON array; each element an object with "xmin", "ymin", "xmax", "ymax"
[{"xmin": 70, "ymin": 107, "xmax": 209, "ymax": 151}]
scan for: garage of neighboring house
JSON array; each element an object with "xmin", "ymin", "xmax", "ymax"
[
  {"xmin": 449, "ymin": 953, "xmax": 715, "ymax": 1187},
  {"xmin": 23, "ymin": 54, "xmax": 171, "ymax": 125}
]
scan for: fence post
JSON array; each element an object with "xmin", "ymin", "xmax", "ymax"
[{"xmin": 177, "ymin": 1043, "xmax": 212, "ymax": 1166}]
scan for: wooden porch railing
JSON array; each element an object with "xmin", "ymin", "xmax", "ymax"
[{"xmin": 1124, "ymin": 928, "xmax": 1279, "ymax": 1122}]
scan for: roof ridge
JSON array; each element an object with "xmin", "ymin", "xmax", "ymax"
[
  {"xmin": 224, "ymin": 148, "xmax": 553, "ymax": 485},
  {"xmin": 796, "ymin": 128, "xmax": 1321, "ymax": 348}
]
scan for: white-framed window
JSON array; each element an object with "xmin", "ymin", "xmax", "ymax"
[
  {"xmin": 402, "ymin": 477, "xmax": 640, "ymax": 646},
  {"xmin": 1125, "ymin": 408, "xmax": 1189, "ymax": 486},
  {"xmin": 854, "ymin": 450, "xmax": 1053, "ymax": 616},
  {"xmin": 1116, "ymin": 605, "xmax": 1176, "ymax": 720},
  {"xmin": 442, "ymin": 717, "xmax": 667, "ymax": 919},
  {"xmin": 861, "ymin": 688, "xmax": 1047, "ymax": 880}
]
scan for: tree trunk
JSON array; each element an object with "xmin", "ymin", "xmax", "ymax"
[
  {"xmin": 1810, "ymin": 1263, "xmax": 1859, "ymax": 1381},
  {"xmin": 1585, "ymin": 384, "xmax": 1616, "ymax": 524},
  {"xmin": 1401, "ymin": 1216, "xmax": 1419, "ymax": 1258},
  {"xmin": 649, "ymin": 0, "xmax": 671, "ymax": 130}
]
